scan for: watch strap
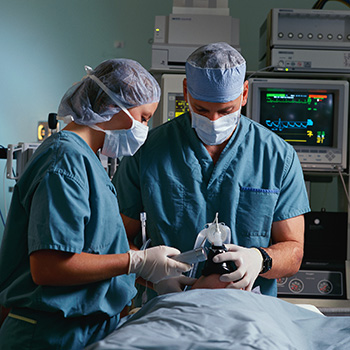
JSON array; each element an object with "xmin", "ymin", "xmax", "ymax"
[{"xmin": 254, "ymin": 247, "xmax": 272, "ymax": 274}]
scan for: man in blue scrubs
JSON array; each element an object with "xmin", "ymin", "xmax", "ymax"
[
  {"xmin": 0, "ymin": 59, "xmax": 190, "ymax": 349},
  {"xmin": 113, "ymin": 43, "xmax": 310, "ymax": 298}
]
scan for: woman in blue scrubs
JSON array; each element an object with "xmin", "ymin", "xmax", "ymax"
[{"xmin": 0, "ymin": 59, "xmax": 189, "ymax": 349}]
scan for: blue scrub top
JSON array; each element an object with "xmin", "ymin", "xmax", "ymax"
[
  {"xmin": 0, "ymin": 131, "xmax": 136, "ymax": 317},
  {"xmin": 114, "ymin": 113, "xmax": 310, "ymax": 296}
]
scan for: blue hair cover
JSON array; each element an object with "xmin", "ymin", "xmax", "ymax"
[{"xmin": 186, "ymin": 42, "xmax": 246, "ymax": 103}]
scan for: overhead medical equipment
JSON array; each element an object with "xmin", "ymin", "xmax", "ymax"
[
  {"xmin": 247, "ymin": 78, "xmax": 349, "ymax": 172},
  {"xmin": 151, "ymin": 0, "xmax": 240, "ymax": 72},
  {"xmin": 150, "ymin": 1, "xmax": 241, "ymax": 127},
  {"xmin": 259, "ymin": 8, "xmax": 350, "ymax": 72}
]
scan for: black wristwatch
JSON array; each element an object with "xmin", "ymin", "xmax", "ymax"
[{"xmin": 255, "ymin": 247, "xmax": 272, "ymax": 274}]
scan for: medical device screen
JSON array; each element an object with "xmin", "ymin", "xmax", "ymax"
[
  {"xmin": 259, "ymin": 89, "xmax": 334, "ymax": 147},
  {"xmin": 167, "ymin": 93, "xmax": 189, "ymax": 121}
]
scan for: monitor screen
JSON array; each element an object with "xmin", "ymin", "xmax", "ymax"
[
  {"xmin": 259, "ymin": 89, "xmax": 334, "ymax": 147},
  {"xmin": 167, "ymin": 93, "xmax": 189, "ymax": 121},
  {"xmin": 247, "ymin": 78, "xmax": 349, "ymax": 172}
]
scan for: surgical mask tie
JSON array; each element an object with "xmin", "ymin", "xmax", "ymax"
[
  {"xmin": 189, "ymin": 94, "xmax": 242, "ymax": 146},
  {"xmin": 85, "ymin": 66, "xmax": 149, "ymax": 158}
]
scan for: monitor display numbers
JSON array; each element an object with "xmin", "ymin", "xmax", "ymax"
[
  {"xmin": 167, "ymin": 93, "xmax": 189, "ymax": 121},
  {"xmin": 260, "ymin": 90, "xmax": 334, "ymax": 147},
  {"xmin": 175, "ymin": 95, "xmax": 189, "ymax": 118}
]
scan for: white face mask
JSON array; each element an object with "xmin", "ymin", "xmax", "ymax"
[
  {"xmin": 86, "ymin": 72, "xmax": 149, "ymax": 158},
  {"xmin": 189, "ymin": 96, "xmax": 242, "ymax": 146},
  {"xmin": 90, "ymin": 120, "xmax": 148, "ymax": 158}
]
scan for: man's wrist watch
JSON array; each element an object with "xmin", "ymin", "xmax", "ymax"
[{"xmin": 255, "ymin": 247, "xmax": 272, "ymax": 274}]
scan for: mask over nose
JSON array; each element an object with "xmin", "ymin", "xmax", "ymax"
[
  {"xmin": 90, "ymin": 120, "xmax": 148, "ymax": 158},
  {"xmin": 87, "ymin": 72, "xmax": 149, "ymax": 158},
  {"xmin": 189, "ymin": 94, "xmax": 242, "ymax": 146},
  {"xmin": 185, "ymin": 43, "xmax": 246, "ymax": 146}
]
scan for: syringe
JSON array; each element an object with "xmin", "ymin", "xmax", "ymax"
[{"xmin": 140, "ymin": 212, "xmax": 147, "ymax": 247}]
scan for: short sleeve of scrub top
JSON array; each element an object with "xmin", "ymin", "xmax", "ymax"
[{"xmin": 28, "ymin": 170, "xmax": 90, "ymax": 254}]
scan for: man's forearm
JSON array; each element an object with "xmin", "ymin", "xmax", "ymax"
[{"xmin": 263, "ymin": 241, "xmax": 303, "ymax": 279}]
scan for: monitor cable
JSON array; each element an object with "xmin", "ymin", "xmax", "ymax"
[
  {"xmin": 312, "ymin": 0, "xmax": 350, "ymax": 9},
  {"xmin": 336, "ymin": 166, "xmax": 350, "ymax": 204},
  {"xmin": 0, "ymin": 208, "xmax": 5, "ymax": 228},
  {"xmin": 246, "ymin": 65, "xmax": 275, "ymax": 80}
]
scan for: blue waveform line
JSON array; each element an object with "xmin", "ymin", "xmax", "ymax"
[{"xmin": 265, "ymin": 118, "xmax": 313, "ymax": 132}]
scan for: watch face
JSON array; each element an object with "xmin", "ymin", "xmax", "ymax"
[
  {"xmin": 264, "ymin": 257, "xmax": 272, "ymax": 270},
  {"xmin": 259, "ymin": 248, "xmax": 272, "ymax": 273}
]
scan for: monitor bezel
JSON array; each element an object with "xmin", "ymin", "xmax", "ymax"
[{"xmin": 159, "ymin": 73, "xmax": 186, "ymax": 127}]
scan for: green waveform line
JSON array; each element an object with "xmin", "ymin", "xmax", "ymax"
[{"xmin": 266, "ymin": 96, "xmax": 313, "ymax": 105}]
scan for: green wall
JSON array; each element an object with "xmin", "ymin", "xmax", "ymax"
[{"xmin": 0, "ymin": 0, "xmax": 349, "ymax": 240}]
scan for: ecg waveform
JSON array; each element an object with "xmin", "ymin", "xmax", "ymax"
[
  {"xmin": 261, "ymin": 90, "xmax": 332, "ymax": 146},
  {"xmin": 265, "ymin": 118, "xmax": 314, "ymax": 132}
]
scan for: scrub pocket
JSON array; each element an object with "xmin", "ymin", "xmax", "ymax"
[
  {"xmin": 236, "ymin": 186, "xmax": 279, "ymax": 240},
  {"xmin": 144, "ymin": 180, "xmax": 185, "ymax": 242}
]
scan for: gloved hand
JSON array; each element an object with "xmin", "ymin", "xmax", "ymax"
[
  {"xmin": 154, "ymin": 276, "xmax": 198, "ymax": 295},
  {"xmin": 128, "ymin": 246, "xmax": 191, "ymax": 284},
  {"xmin": 212, "ymin": 244, "xmax": 263, "ymax": 291}
]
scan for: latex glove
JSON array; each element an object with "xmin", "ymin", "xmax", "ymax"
[
  {"xmin": 154, "ymin": 276, "xmax": 198, "ymax": 295},
  {"xmin": 212, "ymin": 244, "xmax": 263, "ymax": 291},
  {"xmin": 128, "ymin": 246, "xmax": 191, "ymax": 284}
]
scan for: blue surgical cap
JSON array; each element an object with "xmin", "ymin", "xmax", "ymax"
[
  {"xmin": 185, "ymin": 42, "xmax": 246, "ymax": 103},
  {"xmin": 57, "ymin": 58, "xmax": 161, "ymax": 125}
]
